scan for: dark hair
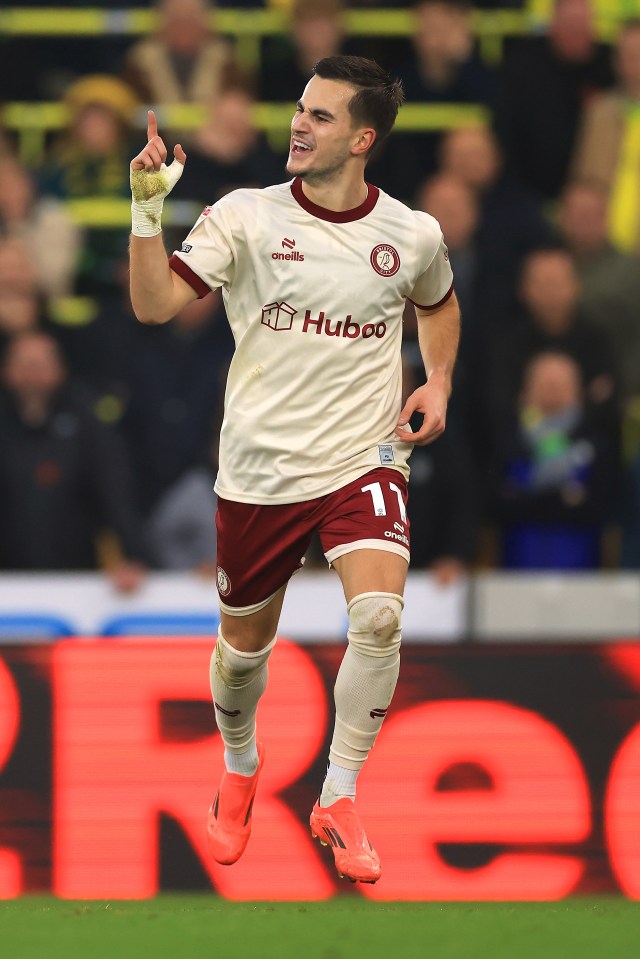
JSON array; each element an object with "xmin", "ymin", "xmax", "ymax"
[{"xmin": 313, "ymin": 55, "xmax": 405, "ymax": 151}]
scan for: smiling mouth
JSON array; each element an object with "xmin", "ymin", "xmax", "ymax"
[{"xmin": 290, "ymin": 139, "xmax": 313, "ymax": 155}]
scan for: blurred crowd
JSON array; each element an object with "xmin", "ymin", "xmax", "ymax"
[{"xmin": 0, "ymin": 0, "xmax": 639, "ymax": 587}]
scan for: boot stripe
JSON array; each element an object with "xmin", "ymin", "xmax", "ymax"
[
  {"xmin": 323, "ymin": 827, "xmax": 336, "ymax": 847},
  {"xmin": 330, "ymin": 828, "xmax": 346, "ymax": 849}
]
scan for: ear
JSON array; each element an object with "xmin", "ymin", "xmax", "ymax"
[{"xmin": 351, "ymin": 128, "xmax": 376, "ymax": 157}]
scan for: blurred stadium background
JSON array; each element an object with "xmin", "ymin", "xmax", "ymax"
[{"xmin": 2, "ymin": 0, "xmax": 640, "ymax": 907}]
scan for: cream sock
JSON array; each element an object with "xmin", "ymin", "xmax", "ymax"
[
  {"xmin": 320, "ymin": 640, "xmax": 400, "ymax": 807},
  {"xmin": 209, "ymin": 631, "xmax": 276, "ymax": 776}
]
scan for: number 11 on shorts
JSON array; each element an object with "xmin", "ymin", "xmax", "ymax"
[{"xmin": 361, "ymin": 481, "xmax": 407, "ymax": 522}]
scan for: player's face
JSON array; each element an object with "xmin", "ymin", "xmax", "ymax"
[{"xmin": 287, "ymin": 75, "xmax": 365, "ymax": 183}]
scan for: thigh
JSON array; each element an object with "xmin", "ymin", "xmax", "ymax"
[
  {"xmin": 216, "ymin": 497, "xmax": 314, "ymax": 614},
  {"xmin": 332, "ymin": 549, "xmax": 408, "ymax": 605},
  {"xmin": 319, "ymin": 468, "xmax": 411, "ymax": 580}
]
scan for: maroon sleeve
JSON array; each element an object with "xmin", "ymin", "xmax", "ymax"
[
  {"xmin": 169, "ymin": 254, "xmax": 211, "ymax": 299},
  {"xmin": 408, "ymin": 282, "xmax": 454, "ymax": 311}
]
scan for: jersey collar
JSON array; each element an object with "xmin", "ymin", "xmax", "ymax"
[{"xmin": 290, "ymin": 177, "xmax": 379, "ymax": 223}]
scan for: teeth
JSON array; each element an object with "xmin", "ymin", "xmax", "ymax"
[{"xmin": 293, "ymin": 139, "xmax": 311, "ymax": 151}]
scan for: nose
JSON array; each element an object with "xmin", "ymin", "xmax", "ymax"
[{"xmin": 291, "ymin": 108, "xmax": 309, "ymax": 134}]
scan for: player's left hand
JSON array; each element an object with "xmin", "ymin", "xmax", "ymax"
[{"xmin": 394, "ymin": 374, "xmax": 450, "ymax": 446}]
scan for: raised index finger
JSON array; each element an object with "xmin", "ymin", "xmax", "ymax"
[{"xmin": 147, "ymin": 109, "xmax": 158, "ymax": 142}]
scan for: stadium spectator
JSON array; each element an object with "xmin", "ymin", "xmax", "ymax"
[
  {"xmin": 402, "ymin": 356, "xmax": 478, "ymax": 581},
  {"xmin": 145, "ymin": 461, "xmax": 218, "ymax": 571},
  {"xmin": 175, "ymin": 84, "xmax": 283, "ymax": 203},
  {"xmin": 0, "ymin": 237, "xmax": 40, "ymax": 299},
  {"xmin": 122, "ymin": 0, "xmax": 238, "ymax": 111},
  {"xmin": 49, "ymin": 258, "xmax": 140, "ymax": 427},
  {"xmin": 122, "ymin": 290, "xmax": 232, "ymax": 534},
  {"xmin": 437, "ymin": 125, "xmax": 553, "ymax": 328},
  {"xmin": 556, "ymin": 179, "xmax": 640, "ymax": 405},
  {"xmin": 491, "ymin": 351, "xmax": 617, "ymax": 570},
  {"xmin": 484, "ymin": 248, "xmax": 618, "ymax": 457},
  {"xmin": 0, "ymin": 331, "xmax": 146, "ymax": 588},
  {"xmin": 394, "ymin": 0, "xmax": 494, "ymax": 105},
  {"xmin": 0, "ymin": 156, "xmax": 81, "ymax": 298},
  {"xmin": 571, "ymin": 19, "xmax": 640, "ymax": 254},
  {"xmin": 0, "ymin": 289, "xmax": 60, "ymax": 367},
  {"xmin": 495, "ymin": 0, "xmax": 613, "ymax": 200},
  {"xmin": 413, "ymin": 172, "xmax": 480, "ymax": 437},
  {"xmin": 41, "ymin": 75, "xmax": 138, "ymax": 199},
  {"xmin": 39, "ymin": 74, "xmax": 139, "ymax": 295},
  {"xmin": 370, "ymin": 0, "xmax": 495, "ymax": 199},
  {"xmin": 261, "ymin": 0, "xmax": 347, "ymax": 102},
  {"xmin": 415, "ymin": 172, "xmax": 478, "ymax": 332}
]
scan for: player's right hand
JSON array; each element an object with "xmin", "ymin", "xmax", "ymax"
[{"xmin": 130, "ymin": 110, "xmax": 186, "ymax": 202}]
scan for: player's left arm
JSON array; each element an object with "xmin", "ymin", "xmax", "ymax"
[{"xmin": 394, "ymin": 292, "xmax": 461, "ymax": 446}]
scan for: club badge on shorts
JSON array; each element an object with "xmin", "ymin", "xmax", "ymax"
[{"xmin": 216, "ymin": 567, "xmax": 231, "ymax": 597}]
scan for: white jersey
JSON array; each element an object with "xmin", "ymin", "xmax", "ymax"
[{"xmin": 170, "ymin": 178, "xmax": 453, "ymax": 505}]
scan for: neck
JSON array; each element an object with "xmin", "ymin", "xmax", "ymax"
[{"xmin": 298, "ymin": 171, "xmax": 368, "ymax": 212}]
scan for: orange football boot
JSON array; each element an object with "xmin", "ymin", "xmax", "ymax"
[
  {"xmin": 206, "ymin": 743, "xmax": 264, "ymax": 865},
  {"xmin": 310, "ymin": 797, "xmax": 381, "ymax": 883}
]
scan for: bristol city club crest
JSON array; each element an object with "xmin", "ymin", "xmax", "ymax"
[
  {"xmin": 370, "ymin": 244, "xmax": 400, "ymax": 276},
  {"xmin": 216, "ymin": 566, "xmax": 231, "ymax": 597}
]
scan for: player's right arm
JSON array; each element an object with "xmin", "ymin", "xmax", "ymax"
[{"xmin": 129, "ymin": 110, "xmax": 197, "ymax": 325}]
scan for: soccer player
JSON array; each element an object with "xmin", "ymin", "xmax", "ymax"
[{"xmin": 129, "ymin": 55, "xmax": 460, "ymax": 884}]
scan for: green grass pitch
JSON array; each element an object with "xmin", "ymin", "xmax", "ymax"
[{"xmin": 1, "ymin": 897, "xmax": 639, "ymax": 959}]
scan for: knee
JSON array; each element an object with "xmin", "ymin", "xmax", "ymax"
[
  {"xmin": 347, "ymin": 592, "xmax": 403, "ymax": 656},
  {"xmin": 212, "ymin": 631, "xmax": 276, "ymax": 688}
]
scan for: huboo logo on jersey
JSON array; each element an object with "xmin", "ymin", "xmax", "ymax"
[
  {"xmin": 271, "ymin": 237, "xmax": 305, "ymax": 262},
  {"xmin": 261, "ymin": 302, "xmax": 298, "ymax": 331},
  {"xmin": 370, "ymin": 244, "xmax": 400, "ymax": 276},
  {"xmin": 261, "ymin": 303, "xmax": 387, "ymax": 339}
]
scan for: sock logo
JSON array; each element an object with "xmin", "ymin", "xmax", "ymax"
[
  {"xmin": 215, "ymin": 703, "xmax": 241, "ymax": 717},
  {"xmin": 370, "ymin": 707, "xmax": 389, "ymax": 719}
]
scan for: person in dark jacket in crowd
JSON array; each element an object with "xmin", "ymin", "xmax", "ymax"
[
  {"xmin": 484, "ymin": 246, "xmax": 619, "ymax": 458},
  {"xmin": 123, "ymin": 290, "xmax": 233, "ymax": 523},
  {"xmin": 492, "ymin": 351, "xmax": 618, "ymax": 569},
  {"xmin": 494, "ymin": 0, "xmax": 613, "ymax": 199},
  {"xmin": 402, "ymin": 356, "xmax": 478, "ymax": 582},
  {"xmin": 0, "ymin": 331, "xmax": 146, "ymax": 589}
]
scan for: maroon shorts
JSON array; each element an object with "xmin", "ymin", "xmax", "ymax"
[{"xmin": 215, "ymin": 468, "xmax": 409, "ymax": 610}]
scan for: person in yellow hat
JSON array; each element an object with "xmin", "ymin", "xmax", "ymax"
[
  {"xmin": 43, "ymin": 74, "xmax": 139, "ymax": 199},
  {"xmin": 40, "ymin": 75, "xmax": 140, "ymax": 294}
]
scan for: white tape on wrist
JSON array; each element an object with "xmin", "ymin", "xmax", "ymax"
[
  {"xmin": 131, "ymin": 197, "xmax": 165, "ymax": 237},
  {"xmin": 130, "ymin": 158, "xmax": 184, "ymax": 238}
]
